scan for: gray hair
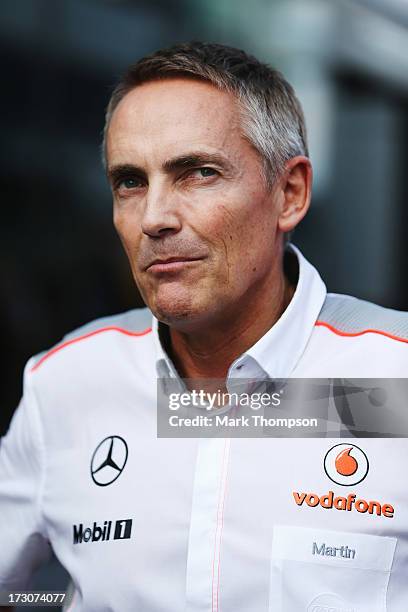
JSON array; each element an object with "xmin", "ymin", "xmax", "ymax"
[{"xmin": 103, "ymin": 42, "xmax": 308, "ymax": 186}]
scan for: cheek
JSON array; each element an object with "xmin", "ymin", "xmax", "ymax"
[
  {"xmin": 212, "ymin": 194, "xmax": 275, "ymax": 264},
  {"xmin": 114, "ymin": 209, "xmax": 140, "ymax": 258},
  {"xmin": 113, "ymin": 208, "xmax": 127, "ymax": 245}
]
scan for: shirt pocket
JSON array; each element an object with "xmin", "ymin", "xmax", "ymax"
[{"xmin": 269, "ymin": 525, "xmax": 396, "ymax": 612}]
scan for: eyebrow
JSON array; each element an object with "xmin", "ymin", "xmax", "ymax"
[
  {"xmin": 107, "ymin": 151, "xmax": 234, "ymax": 183},
  {"xmin": 107, "ymin": 163, "xmax": 145, "ymax": 184},
  {"xmin": 162, "ymin": 152, "xmax": 234, "ymax": 173}
]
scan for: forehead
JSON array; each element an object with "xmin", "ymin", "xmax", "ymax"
[{"xmin": 106, "ymin": 78, "xmax": 245, "ymax": 166}]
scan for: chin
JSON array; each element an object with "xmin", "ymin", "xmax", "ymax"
[{"xmin": 148, "ymin": 287, "xmax": 213, "ymax": 329}]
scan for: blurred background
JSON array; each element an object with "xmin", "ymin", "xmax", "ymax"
[{"xmin": 1, "ymin": 0, "xmax": 407, "ymax": 605}]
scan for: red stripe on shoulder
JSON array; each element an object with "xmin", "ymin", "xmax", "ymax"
[
  {"xmin": 315, "ymin": 320, "xmax": 408, "ymax": 344},
  {"xmin": 30, "ymin": 326, "xmax": 152, "ymax": 372}
]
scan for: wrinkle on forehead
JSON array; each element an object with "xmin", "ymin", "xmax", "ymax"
[{"xmin": 106, "ymin": 78, "xmax": 248, "ymax": 171}]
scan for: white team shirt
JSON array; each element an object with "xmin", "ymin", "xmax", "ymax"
[{"xmin": 1, "ymin": 245, "xmax": 408, "ymax": 611}]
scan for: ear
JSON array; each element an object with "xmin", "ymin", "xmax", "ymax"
[{"xmin": 277, "ymin": 156, "xmax": 312, "ymax": 233}]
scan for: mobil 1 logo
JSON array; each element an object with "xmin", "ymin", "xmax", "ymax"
[{"xmin": 73, "ymin": 519, "xmax": 132, "ymax": 544}]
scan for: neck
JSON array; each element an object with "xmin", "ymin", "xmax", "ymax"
[{"xmin": 164, "ymin": 255, "xmax": 295, "ymax": 383}]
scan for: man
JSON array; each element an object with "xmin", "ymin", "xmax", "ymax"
[{"xmin": 1, "ymin": 42, "xmax": 407, "ymax": 611}]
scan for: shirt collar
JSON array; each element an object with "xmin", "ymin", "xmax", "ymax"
[
  {"xmin": 152, "ymin": 244, "xmax": 326, "ymax": 381},
  {"xmin": 152, "ymin": 316, "xmax": 179, "ymax": 379},
  {"xmin": 236, "ymin": 244, "xmax": 326, "ymax": 378}
]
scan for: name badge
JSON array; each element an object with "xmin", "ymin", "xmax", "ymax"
[
  {"xmin": 272, "ymin": 525, "xmax": 396, "ymax": 572},
  {"xmin": 269, "ymin": 525, "xmax": 397, "ymax": 612}
]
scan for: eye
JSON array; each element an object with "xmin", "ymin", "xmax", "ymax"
[
  {"xmin": 199, "ymin": 167, "xmax": 217, "ymax": 177},
  {"xmin": 189, "ymin": 167, "xmax": 218, "ymax": 179},
  {"xmin": 119, "ymin": 177, "xmax": 143, "ymax": 189},
  {"xmin": 114, "ymin": 176, "xmax": 146, "ymax": 194}
]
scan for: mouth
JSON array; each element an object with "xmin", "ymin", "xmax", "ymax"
[{"xmin": 146, "ymin": 257, "xmax": 204, "ymax": 274}]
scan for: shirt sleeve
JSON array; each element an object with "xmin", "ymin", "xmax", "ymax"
[{"xmin": 0, "ymin": 359, "xmax": 51, "ymax": 589}]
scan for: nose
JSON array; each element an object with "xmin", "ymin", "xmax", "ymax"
[{"xmin": 141, "ymin": 180, "xmax": 182, "ymax": 238}]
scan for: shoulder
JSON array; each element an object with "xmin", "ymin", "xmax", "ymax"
[
  {"xmin": 29, "ymin": 307, "xmax": 153, "ymax": 374},
  {"xmin": 62, "ymin": 307, "xmax": 152, "ymax": 342},
  {"xmin": 297, "ymin": 294, "xmax": 408, "ymax": 376},
  {"xmin": 315, "ymin": 293, "xmax": 408, "ymax": 344}
]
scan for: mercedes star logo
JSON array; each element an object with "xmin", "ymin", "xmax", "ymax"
[{"xmin": 91, "ymin": 436, "xmax": 128, "ymax": 486}]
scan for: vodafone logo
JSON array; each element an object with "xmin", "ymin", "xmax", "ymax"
[
  {"xmin": 324, "ymin": 444, "xmax": 369, "ymax": 486},
  {"xmin": 292, "ymin": 443, "xmax": 394, "ymax": 518}
]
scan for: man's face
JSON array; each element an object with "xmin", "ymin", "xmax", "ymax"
[{"xmin": 106, "ymin": 78, "xmax": 284, "ymax": 329}]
